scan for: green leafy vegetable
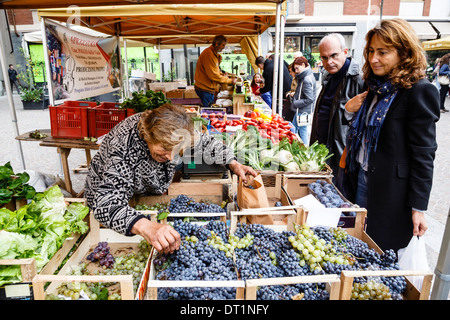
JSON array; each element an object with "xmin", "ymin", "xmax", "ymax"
[
  {"xmin": 0, "ymin": 186, "xmax": 90, "ymax": 286},
  {"xmin": 121, "ymin": 90, "xmax": 171, "ymax": 113},
  {"xmin": 0, "ymin": 162, "xmax": 36, "ymax": 204}
]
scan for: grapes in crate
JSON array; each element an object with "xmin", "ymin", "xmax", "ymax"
[{"xmin": 87, "ymin": 241, "xmax": 115, "ymax": 268}]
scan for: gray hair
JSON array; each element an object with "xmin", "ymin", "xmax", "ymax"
[{"xmin": 319, "ymin": 33, "xmax": 347, "ymax": 50}]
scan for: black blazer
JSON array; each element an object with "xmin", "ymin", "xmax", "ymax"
[
  {"xmin": 346, "ymin": 78, "xmax": 440, "ymax": 252},
  {"xmin": 259, "ymin": 59, "xmax": 292, "ymax": 98}
]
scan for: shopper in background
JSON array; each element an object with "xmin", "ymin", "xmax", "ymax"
[
  {"xmin": 85, "ymin": 104, "xmax": 256, "ymax": 254},
  {"xmin": 293, "ymin": 51, "xmax": 303, "ymax": 59},
  {"xmin": 250, "ymin": 73, "xmax": 263, "ymax": 95},
  {"xmin": 438, "ymin": 53, "xmax": 450, "ymax": 113},
  {"xmin": 343, "ymin": 18, "xmax": 440, "ymax": 252},
  {"xmin": 309, "ymin": 33, "xmax": 365, "ymax": 181},
  {"xmin": 288, "ymin": 56, "xmax": 317, "ymax": 145},
  {"xmin": 255, "ymin": 55, "xmax": 292, "ymax": 109},
  {"xmin": 8, "ymin": 64, "xmax": 21, "ymax": 94},
  {"xmin": 194, "ymin": 35, "xmax": 236, "ymax": 107}
]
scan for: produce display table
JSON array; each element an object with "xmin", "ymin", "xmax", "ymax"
[{"xmin": 16, "ymin": 129, "xmax": 99, "ymax": 197}]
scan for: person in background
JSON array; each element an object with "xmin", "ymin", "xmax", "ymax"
[
  {"xmin": 438, "ymin": 53, "xmax": 450, "ymax": 113},
  {"xmin": 289, "ymin": 56, "xmax": 317, "ymax": 146},
  {"xmin": 194, "ymin": 35, "xmax": 236, "ymax": 107},
  {"xmin": 309, "ymin": 33, "xmax": 365, "ymax": 181},
  {"xmin": 250, "ymin": 73, "xmax": 263, "ymax": 95},
  {"xmin": 8, "ymin": 64, "xmax": 21, "ymax": 94},
  {"xmin": 85, "ymin": 104, "xmax": 256, "ymax": 254},
  {"xmin": 343, "ymin": 18, "xmax": 440, "ymax": 252},
  {"xmin": 293, "ymin": 51, "xmax": 303, "ymax": 59},
  {"xmin": 255, "ymin": 55, "xmax": 292, "ymax": 109}
]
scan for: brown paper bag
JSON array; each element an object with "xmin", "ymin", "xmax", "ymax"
[{"xmin": 237, "ymin": 174, "xmax": 274, "ymax": 225}]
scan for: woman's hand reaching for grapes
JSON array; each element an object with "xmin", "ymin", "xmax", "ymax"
[{"xmin": 131, "ymin": 218, "xmax": 181, "ymax": 254}]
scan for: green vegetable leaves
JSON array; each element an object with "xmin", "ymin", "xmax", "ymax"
[
  {"xmin": 0, "ymin": 162, "xmax": 36, "ymax": 204},
  {"xmin": 0, "ymin": 186, "xmax": 90, "ymax": 285},
  {"xmin": 121, "ymin": 90, "xmax": 171, "ymax": 113},
  {"xmin": 216, "ymin": 129, "xmax": 333, "ymax": 173}
]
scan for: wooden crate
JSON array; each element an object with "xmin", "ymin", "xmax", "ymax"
[
  {"xmin": 32, "ymin": 274, "xmax": 134, "ymax": 300},
  {"xmin": 166, "ymin": 89, "xmax": 184, "ymax": 99},
  {"xmin": 245, "ymin": 274, "xmax": 341, "ymax": 300},
  {"xmin": 145, "ymin": 253, "xmax": 245, "ymax": 300},
  {"xmin": 0, "ymin": 198, "xmax": 87, "ymax": 300},
  {"xmin": 283, "ymin": 175, "xmax": 366, "ymax": 234},
  {"xmin": 229, "ymin": 206, "xmax": 301, "ymax": 234},
  {"xmin": 339, "ymin": 269, "xmax": 434, "ymax": 300},
  {"xmin": 0, "ymin": 198, "xmax": 28, "ymax": 211},
  {"xmin": 184, "ymin": 89, "xmax": 199, "ymax": 99},
  {"xmin": 231, "ymin": 173, "xmax": 300, "ymax": 229},
  {"xmin": 32, "ymin": 211, "xmax": 154, "ymax": 300},
  {"xmin": 131, "ymin": 182, "xmax": 231, "ymax": 222}
]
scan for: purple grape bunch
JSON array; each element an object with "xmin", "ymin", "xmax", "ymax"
[{"xmin": 87, "ymin": 241, "xmax": 115, "ymax": 268}]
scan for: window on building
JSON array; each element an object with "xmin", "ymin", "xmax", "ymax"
[
  {"xmin": 399, "ymin": 0, "xmax": 424, "ymax": 16},
  {"xmin": 313, "ymin": 0, "xmax": 344, "ymax": 16}
]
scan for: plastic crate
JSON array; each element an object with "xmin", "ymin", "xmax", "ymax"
[
  {"xmin": 49, "ymin": 101, "xmax": 96, "ymax": 139},
  {"xmin": 88, "ymin": 102, "xmax": 128, "ymax": 138}
]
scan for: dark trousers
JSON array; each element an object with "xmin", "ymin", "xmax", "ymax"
[
  {"xmin": 439, "ymin": 84, "xmax": 449, "ymax": 110},
  {"xmin": 10, "ymin": 80, "xmax": 21, "ymax": 94}
]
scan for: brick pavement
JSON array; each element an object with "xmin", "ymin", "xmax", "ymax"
[{"xmin": 0, "ymin": 92, "xmax": 449, "ymax": 295}]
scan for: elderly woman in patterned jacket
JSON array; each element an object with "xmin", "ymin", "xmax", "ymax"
[{"xmin": 85, "ymin": 103, "xmax": 256, "ymax": 254}]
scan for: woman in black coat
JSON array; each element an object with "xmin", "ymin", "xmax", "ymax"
[{"xmin": 343, "ymin": 18, "xmax": 440, "ymax": 252}]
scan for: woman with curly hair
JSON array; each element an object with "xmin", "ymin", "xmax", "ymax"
[{"xmin": 341, "ymin": 18, "xmax": 440, "ymax": 252}]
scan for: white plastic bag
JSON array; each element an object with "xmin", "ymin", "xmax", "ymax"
[{"xmin": 397, "ymin": 236, "xmax": 430, "ymax": 291}]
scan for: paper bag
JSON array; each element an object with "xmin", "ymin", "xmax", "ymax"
[{"xmin": 237, "ymin": 174, "xmax": 274, "ymax": 225}]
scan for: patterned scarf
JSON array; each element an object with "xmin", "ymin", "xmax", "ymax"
[{"xmin": 346, "ymin": 76, "xmax": 399, "ymax": 172}]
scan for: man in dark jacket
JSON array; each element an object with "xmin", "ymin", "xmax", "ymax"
[
  {"xmin": 8, "ymin": 64, "xmax": 21, "ymax": 94},
  {"xmin": 255, "ymin": 55, "xmax": 292, "ymax": 109},
  {"xmin": 310, "ymin": 33, "xmax": 365, "ymax": 180}
]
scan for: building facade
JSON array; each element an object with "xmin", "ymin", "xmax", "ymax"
[
  {"xmin": 269, "ymin": 0, "xmax": 450, "ymax": 68},
  {"xmin": 1, "ymin": 1, "xmax": 449, "ymax": 94}
]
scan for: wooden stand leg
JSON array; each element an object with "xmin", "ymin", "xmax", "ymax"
[
  {"xmin": 57, "ymin": 147, "xmax": 75, "ymax": 196},
  {"xmin": 85, "ymin": 149, "xmax": 91, "ymax": 167}
]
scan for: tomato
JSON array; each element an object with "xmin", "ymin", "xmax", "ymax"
[
  {"xmin": 210, "ymin": 118, "xmax": 218, "ymax": 125},
  {"xmin": 250, "ymin": 112, "xmax": 258, "ymax": 120},
  {"xmin": 201, "ymin": 112, "xmax": 208, "ymax": 118},
  {"xmin": 271, "ymin": 122, "xmax": 279, "ymax": 129}
]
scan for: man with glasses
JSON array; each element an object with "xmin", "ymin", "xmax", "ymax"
[{"xmin": 310, "ymin": 33, "xmax": 365, "ymax": 182}]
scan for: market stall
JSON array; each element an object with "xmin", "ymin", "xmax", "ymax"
[{"xmin": 0, "ymin": 1, "xmax": 441, "ymax": 303}]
